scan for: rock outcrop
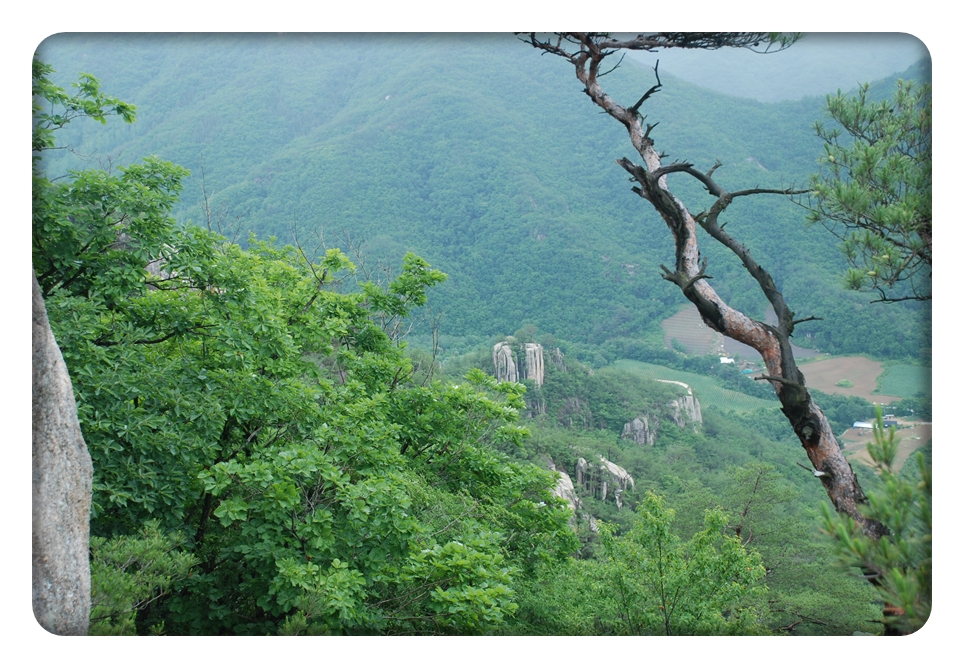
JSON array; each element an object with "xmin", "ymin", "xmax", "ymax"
[
  {"xmin": 667, "ymin": 394, "xmax": 702, "ymax": 428},
  {"xmin": 546, "ymin": 458, "xmax": 582, "ymax": 529},
  {"xmin": 494, "ymin": 339, "xmax": 546, "ymax": 387},
  {"xmin": 552, "ymin": 469, "xmax": 578, "ymax": 514},
  {"xmin": 524, "ymin": 343, "xmax": 544, "ymax": 387},
  {"xmin": 546, "ymin": 460, "xmax": 580, "ymax": 529},
  {"xmin": 493, "ymin": 341, "xmax": 518, "ymax": 383},
  {"xmin": 33, "ymin": 273, "xmax": 93, "ymax": 635},
  {"xmin": 576, "ymin": 456, "xmax": 635, "ymax": 509},
  {"xmin": 621, "ymin": 389, "xmax": 703, "ymax": 446},
  {"xmin": 621, "ymin": 416, "xmax": 656, "ymax": 446}
]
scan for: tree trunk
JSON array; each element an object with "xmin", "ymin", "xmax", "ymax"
[{"xmin": 522, "ymin": 32, "xmax": 888, "ymax": 539}]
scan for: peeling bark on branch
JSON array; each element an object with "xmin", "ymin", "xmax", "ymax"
[{"xmin": 523, "ymin": 32, "xmax": 887, "ymax": 539}]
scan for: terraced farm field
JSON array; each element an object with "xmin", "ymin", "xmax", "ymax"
[
  {"xmin": 609, "ymin": 360, "xmax": 780, "ymax": 414},
  {"xmin": 661, "ymin": 306, "xmax": 720, "ymax": 355},
  {"xmin": 661, "ymin": 305, "xmax": 818, "ymax": 360},
  {"xmin": 798, "ymin": 357, "xmax": 900, "ymax": 404},
  {"xmin": 876, "ymin": 364, "xmax": 931, "ymax": 398}
]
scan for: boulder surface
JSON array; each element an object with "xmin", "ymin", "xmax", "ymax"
[{"xmin": 33, "ymin": 273, "xmax": 93, "ymax": 635}]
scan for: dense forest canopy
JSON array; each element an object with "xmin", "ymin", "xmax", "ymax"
[
  {"xmin": 30, "ymin": 31, "xmax": 933, "ymax": 638},
  {"xmin": 36, "ymin": 33, "xmax": 931, "ymax": 362}
]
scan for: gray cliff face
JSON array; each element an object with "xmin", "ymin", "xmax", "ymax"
[
  {"xmin": 576, "ymin": 456, "xmax": 635, "ymax": 509},
  {"xmin": 621, "ymin": 416, "xmax": 656, "ymax": 446},
  {"xmin": 493, "ymin": 338, "xmax": 545, "ymax": 387},
  {"xmin": 552, "ymin": 469, "xmax": 578, "ymax": 513},
  {"xmin": 524, "ymin": 343, "xmax": 544, "ymax": 387},
  {"xmin": 33, "ymin": 273, "xmax": 93, "ymax": 636},
  {"xmin": 493, "ymin": 341, "xmax": 518, "ymax": 383},
  {"xmin": 547, "ymin": 459, "xmax": 580, "ymax": 529},
  {"xmin": 667, "ymin": 395, "xmax": 702, "ymax": 428},
  {"xmin": 621, "ymin": 392, "xmax": 703, "ymax": 446}
]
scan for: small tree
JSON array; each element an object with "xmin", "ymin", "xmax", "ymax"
[
  {"xmin": 807, "ymin": 80, "xmax": 932, "ymax": 302},
  {"xmin": 821, "ymin": 409, "xmax": 931, "ymax": 634},
  {"xmin": 88, "ymin": 521, "xmax": 197, "ymax": 635},
  {"xmin": 598, "ymin": 492, "xmax": 768, "ymax": 635}
]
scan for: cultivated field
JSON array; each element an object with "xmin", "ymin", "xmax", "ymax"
[
  {"xmin": 661, "ymin": 306, "xmax": 720, "ymax": 356},
  {"xmin": 661, "ymin": 305, "xmax": 818, "ymax": 361},
  {"xmin": 798, "ymin": 357, "xmax": 901, "ymax": 404},
  {"xmin": 876, "ymin": 364, "xmax": 932, "ymax": 398},
  {"xmin": 838, "ymin": 420, "xmax": 931, "ymax": 472}
]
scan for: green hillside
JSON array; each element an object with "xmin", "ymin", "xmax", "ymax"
[
  {"xmin": 32, "ymin": 40, "xmax": 930, "ymax": 635},
  {"xmin": 35, "ymin": 33, "xmax": 929, "ymax": 361},
  {"xmin": 608, "ymin": 359, "xmax": 780, "ymax": 414}
]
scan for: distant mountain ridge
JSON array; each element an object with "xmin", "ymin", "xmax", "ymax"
[
  {"xmin": 35, "ymin": 33, "xmax": 929, "ymax": 361},
  {"xmin": 623, "ymin": 32, "xmax": 930, "ymax": 103}
]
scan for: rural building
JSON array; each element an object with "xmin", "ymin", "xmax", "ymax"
[{"xmin": 852, "ymin": 419, "xmax": 899, "ymax": 430}]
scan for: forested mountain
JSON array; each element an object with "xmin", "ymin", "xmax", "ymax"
[
  {"xmin": 32, "ymin": 34, "xmax": 931, "ymax": 636},
  {"xmin": 36, "ymin": 33, "xmax": 929, "ymax": 361}
]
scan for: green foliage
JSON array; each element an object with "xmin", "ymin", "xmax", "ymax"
[
  {"xmin": 35, "ymin": 156, "xmax": 191, "ymax": 306},
  {"xmin": 808, "ymin": 80, "xmax": 931, "ymax": 302},
  {"xmin": 32, "ymin": 57, "xmax": 136, "ymax": 157},
  {"xmin": 361, "ymin": 252, "xmax": 447, "ymax": 340},
  {"xmin": 892, "ymin": 392, "xmax": 931, "ymax": 421},
  {"xmin": 36, "ymin": 34, "xmax": 928, "ymax": 360},
  {"xmin": 602, "ymin": 494, "xmax": 768, "ymax": 635},
  {"xmin": 514, "ymin": 493, "xmax": 769, "ymax": 635},
  {"xmin": 89, "ymin": 521, "xmax": 197, "ymax": 635},
  {"xmin": 34, "ymin": 59, "xmax": 576, "ymax": 635},
  {"xmin": 821, "ymin": 408, "xmax": 931, "ymax": 633}
]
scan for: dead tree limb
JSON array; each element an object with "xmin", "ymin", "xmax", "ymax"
[{"xmin": 522, "ymin": 32, "xmax": 887, "ymax": 539}]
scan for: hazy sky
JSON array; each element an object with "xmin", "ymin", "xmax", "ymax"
[{"xmin": 624, "ymin": 33, "xmax": 929, "ymax": 102}]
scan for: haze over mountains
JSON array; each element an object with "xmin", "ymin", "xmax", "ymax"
[
  {"xmin": 624, "ymin": 32, "xmax": 929, "ymax": 102},
  {"xmin": 36, "ymin": 33, "xmax": 930, "ymax": 361}
]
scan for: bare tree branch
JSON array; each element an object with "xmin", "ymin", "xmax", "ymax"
[{"xmin": 522, "ymin": 31, "xmax": 886, "ymax": 539}]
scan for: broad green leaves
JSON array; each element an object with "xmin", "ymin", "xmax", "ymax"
[
  {"xmin": 34, "ymin": 55, "xmax": 576, "ymax": 630},
  {"xmin": 32, "ymin": 58, "xmax": 136, "ymax": 156}
]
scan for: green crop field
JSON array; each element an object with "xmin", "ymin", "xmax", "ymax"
[
  {"xmin": 608, "ymin": 360, "xmax": 781, "ymax": 414},
  {"xmin": 876, "ymin": 364, "xmax": 932, "ymax": 398}
]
